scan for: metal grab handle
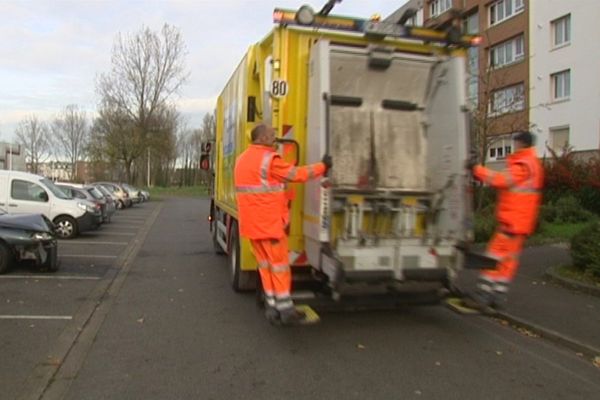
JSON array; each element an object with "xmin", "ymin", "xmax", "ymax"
[
  {"xmin": 8, "ymin": 203, "xmax": 18, "ymax": 207},
  {"xmin": 274, "ymin": 138, "xmax": 300, "ymax": 166}
]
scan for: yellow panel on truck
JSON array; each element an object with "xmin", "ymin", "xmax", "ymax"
[{"xmin": 203, "ymin": 4, "xmax": 482, "ymax": 299}]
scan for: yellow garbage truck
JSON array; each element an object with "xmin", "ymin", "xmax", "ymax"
[{"xmin": 203, "ymin": 3, "xmax": 482, "ymax": 306}]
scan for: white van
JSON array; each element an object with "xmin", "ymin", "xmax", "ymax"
[{"xmin": 0, "ymin": 171, "xmax": 101, "ymax": 239}]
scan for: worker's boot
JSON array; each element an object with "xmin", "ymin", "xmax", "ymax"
[
  {"xmin": 264, "ymin": 306, "xmax": 280, "ymax": 324},
  {"xmin": 279, "ymin": 307, "xmax": 307, "ymax": 326},
  {"xmin": 462, "ymin": 290, "xmax": 497, "ymax": 314}
]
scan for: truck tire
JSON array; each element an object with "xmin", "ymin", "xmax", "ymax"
[
  {"xmin": 228, "ymin": 222, "xmax": 256, "ymax": 292},
  {"xmin": 212, "ymin": 222, "xmax": 225, "ymax": 255},
  {"xmin": 0, "ymin": 242, "xmax": 12, "ymax": 274},
  {"xmin": 53, "ymin": 216, "xmax": 78, "ymax": 239}
]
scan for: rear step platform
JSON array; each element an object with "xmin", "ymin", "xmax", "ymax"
[{"xmin": 295, "ymin": 305, "xmax": 321, "ymax": 324}]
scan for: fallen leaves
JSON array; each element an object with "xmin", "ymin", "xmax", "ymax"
[
  {"xmin": 356, "ymin": 344, "xmax": 366, "ymax": 350},
  {"xmin": 137, "ymin": 317, "xmax": 145, "ymax": 324},
  {"xmin": 593, "ymin": 356, "xmax": 600, "ymax": 368}
]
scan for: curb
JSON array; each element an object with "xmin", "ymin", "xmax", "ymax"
[
  {"xmin": 545, "ymin": 265, "xmax": 600, "ymax": 298},
  {"xmin": 495, "ymin": 310, "xmax": 600, "ymax": 360}
]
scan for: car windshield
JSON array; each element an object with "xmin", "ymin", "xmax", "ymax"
[
  {"xmin": 41, "ymin": 178, "xmax": 71, "ymax": 199},
  {"xmin": 88, "ymin": 187, "xmax": 104, "ymax": 200}
]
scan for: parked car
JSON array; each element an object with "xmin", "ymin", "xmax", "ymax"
[
  {"xmin": 0, "ymin": 170, "xmax": 100, "ymax": 239},
  {"xmin": 0, "ymin": 212, "xmax": 59, "ymax": 274},
  {"xmin": 93, "ymin": 184, "xmax": 117, "ymax": 222},
  {"xmin": 93, "ymin": 182, "xmax": 132, "ymax": 209},
  {"xmin": 57, "ymin": 184, "xmax": 108, "ymax": 224},
  {"xmin": 140, "ymin": 189, "xmax": 150, "ymax": 202},
  {"xmin": 121, "ymin": 183, "xmax": 141, "ymax": 204}
]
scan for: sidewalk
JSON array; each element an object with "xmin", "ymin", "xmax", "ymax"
[{"xmin": 461, "ymin": 244, "xmax": 600, "ymax": 357}]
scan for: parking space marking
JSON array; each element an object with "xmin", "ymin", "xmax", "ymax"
[
  {"xmin": 0, "ymin": 315, "xmax": 72, "ymax": 320},
  {"xmin": 88, "ymin": 232, "xmax": 135, "ymax": 236},
  {"xmin": 60, "ymin": 241, "xmax": 127, "ymax": 246},
  {"xmin": 0, "ymin": 275, "xmax": 101, "ymax": 280},
  {"xmin": 60, "ymin": 255, "xmax": 118, "ymax": 259}
]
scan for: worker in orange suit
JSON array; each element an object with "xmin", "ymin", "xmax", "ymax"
[
  {"xmin": 465, "ymin": 131, "xmax": 544, "ymax": 311},
  {"xmin": 234, "ymin": 123, "xmax": 331, "ymax": 325}
]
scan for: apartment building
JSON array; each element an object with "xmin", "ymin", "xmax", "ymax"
[
  {"xmin": 529, "ymin": 0, "xmax": 600, "ymax": 158},
  {"xmin": 419, "ymin": 0, "xmax": 530, "ymax": 165}
]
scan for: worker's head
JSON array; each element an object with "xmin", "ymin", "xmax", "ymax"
[
  {"xmin": 513, "ymin": 131, "xmax": 535, "ymax": 151},
  {"xmin": 251, "ymin": 123, "xmax": 276, "ymax": 146}
]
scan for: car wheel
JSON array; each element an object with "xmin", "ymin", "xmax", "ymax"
[
  {"xmin": 0, "ymin": 242, "xmax": 12, "ymax": 274},
  {"xmin": 40, "ymin": 246, "xmax": 59, "ymax": 273},
  {"xmin": 53, "ymin": 216, "xmax": 78, "ymax": 239},
  {"xmin": 228, "ymin": 222, "xmax": 256, "ymax": 292}
]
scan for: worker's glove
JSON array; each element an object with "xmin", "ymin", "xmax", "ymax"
[
  {"xmin": 321, "ymin": 154, "xmax": 333, "ymax": 171},
  {"xmin": 466, "ymin": 150, "xmax": 478, "ymax": 170}
]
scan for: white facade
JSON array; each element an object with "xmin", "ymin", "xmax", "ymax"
[
  {"xmin": 0, "ymin": 142, "xmax": 26, "ymax": 171},
  {"xmin": 529, "ymin": 0, "xmax": 600, "ymax": 157}
]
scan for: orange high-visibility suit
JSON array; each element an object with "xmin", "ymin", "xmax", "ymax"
[
  {"xmin": 234, "ymin": 144, "xmax": 326, "ymax": 311},
  {"xmin": 473, "ymin": 146, "xmax": 543, "ymax": 295}
]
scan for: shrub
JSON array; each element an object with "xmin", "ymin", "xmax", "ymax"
[
  {"xmin": 541, "ymin": 195, "xmax": 594, "ymax": 224},
  {"xmin": 474, "ymin": 207, "xmax": 496, "ymax": 243},
  {"xmin": 570, "ymin": 221, "xmax": 600, "ymax": 277}
]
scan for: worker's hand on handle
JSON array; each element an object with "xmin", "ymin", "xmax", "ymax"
[
  {"xmin": 321, "ymin": 154, "xmax": 333, "ymax": 173},
  {"xmin": 466, "ymin": 150, "xmax": 478, "ymax": 171}
]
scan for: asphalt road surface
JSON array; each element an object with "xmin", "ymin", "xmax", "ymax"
[{"xmin": 2, "ymin": 198, "xmax": 599, "ymax": 400}]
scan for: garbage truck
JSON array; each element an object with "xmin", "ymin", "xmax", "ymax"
[{"xmin": 202, "ymin": 3, "xmax": 483, "ymax": 307}]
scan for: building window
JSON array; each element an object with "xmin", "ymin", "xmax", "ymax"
[
  {"xmin": 464, "ymin": 11, "xmax": 479, "ymax": 34},
  {"xmin": 549, "ymin": 126, "xmax": 570, "ymax": 152},
  {"xmin": 488, "ymin": 135, "xmax": 514, "ymax": 161},
  {"xmin": 430, "ymin": 0, "xmax": 452, "ymax": 18},
  {"xmin": 552, "ymin": 14, "xmax": 571, "ymax": 47},
  {"xmin": 490, "ymin": 83, "xmax": 525, "ymax": 115},
  {"xmin": 551, "ymin": 70, "xmax": 571, "ymax": 100},
  {"xmin": 490, "ymin": 35, "xmax": 524, "ymax": 68},
  {"xmin": 489, "ymin": 0, "xmax": 525, "ymax": 26}
]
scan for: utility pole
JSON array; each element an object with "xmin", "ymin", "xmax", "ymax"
[{"xmin": 147, "ymin": 147, "xmax": 151, "ymax": 187}]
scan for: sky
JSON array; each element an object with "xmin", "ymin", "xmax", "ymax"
[{"xmin": 0, "ymin": 0, "xmax": 407, "ymax": 141}]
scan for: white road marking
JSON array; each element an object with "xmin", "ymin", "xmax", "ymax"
[
  {"xmin": 0, "ymin": 315, "xmax": 73, "ymax": 320},
  {"xmin": 61, "ymin": 241, "xmax": 127, "ymax": 246},
  {"xmin": 60, "ymin": 255, "xmax": 118, "ymax": 259},
  {"xmin": 0, "ymin": 275, "xmax": 100, "ymax": 280},
  {"xmin": 91, "ymin": 232, "xmax": 135, "ymax": 236}
]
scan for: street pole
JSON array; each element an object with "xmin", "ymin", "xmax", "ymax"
[
  {"xmin": 147, "ymin": 147, "xmax": 150, "ymax": 187},
  {"xmin": 9, "ymin": 145, "xmax": 12, "ymax": 171}
]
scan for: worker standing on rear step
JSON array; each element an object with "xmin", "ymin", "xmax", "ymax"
[
  {"xmin": 234, "ymin": 123, "xmax": 332, "ymax": 325},
  {"xmin": 465, "ymin": 131, "xmax": 544, "ymax": 312}
]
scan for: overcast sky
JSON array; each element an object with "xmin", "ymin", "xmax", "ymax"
[{"xmin": 0, "ymin": 0, "xmax": 407, "ymax": 141}]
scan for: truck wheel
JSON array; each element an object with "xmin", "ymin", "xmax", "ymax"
[
  {"xmin": 54, "ymin": 216, "xmax": 78, "ymax": 239},
  {"xmin": 0, "ymin": 242, "xmax": 12, "ymax": 274},
  {"xmin": 228, "ymin": 223, "xmax": 256, "ymax": 292}
]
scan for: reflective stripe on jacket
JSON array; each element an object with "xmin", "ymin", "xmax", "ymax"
[
  {"xmin": 234, "ymin": 144, "xmax": 326, "ymax": 239},
  {"xmin": 473, "ymin": 147, "xmax": 544, "ymax": 235}
]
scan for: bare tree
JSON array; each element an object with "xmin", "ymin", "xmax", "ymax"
[
  {"xmin": 15, "ymin": 115, "xmax": 50, "ymax": 174},
  {"xmin": 51, "ymin": 105, "xmax": 89, "ymax": 180},
  {"xmin": 96, "ymin": 23, "xmax": 188, "ymax": 182}
]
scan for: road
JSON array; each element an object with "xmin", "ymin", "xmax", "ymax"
[{"xmin": 2, "ymin": 197, "xmax": 599, "ymax": 400}]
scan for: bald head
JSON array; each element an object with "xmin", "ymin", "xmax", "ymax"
[{"xmin": 251, "ymin": 123, "xmax": 276, "ymax": 146}]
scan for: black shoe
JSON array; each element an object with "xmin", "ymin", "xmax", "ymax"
[
  {"xmin": 462, "ymin": 293, "xmax": 497, "ymax": 315},
  {"xmin": 265, "ymin": 307, "xmax": 280, "ymax": 324},
  {"xmin": 279, "ymin": 308, "xmax": 307, "ymax": 326}
]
